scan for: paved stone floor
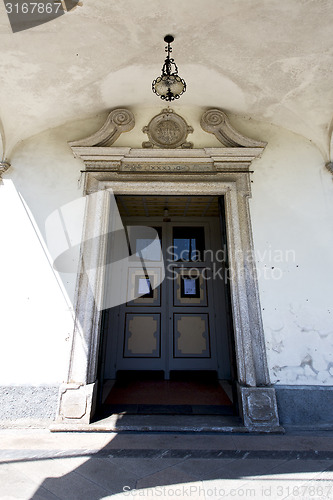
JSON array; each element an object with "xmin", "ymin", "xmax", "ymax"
[{"xmin": 1, "ymin": 429, "xmax": 333, "ymax": 500}]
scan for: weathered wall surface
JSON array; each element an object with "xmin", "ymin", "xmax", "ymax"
[
  {"xmin": 0, "ymin": 109, "xmax": 332, "ymax": 388},
  {"xmin": 233, "ymin": 117, "xmax": 333, "ymax": 386}
]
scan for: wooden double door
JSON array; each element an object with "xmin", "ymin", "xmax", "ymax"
[{"xmin": 103, "ymin": 218, "xmax": 231, "ymax": 380}]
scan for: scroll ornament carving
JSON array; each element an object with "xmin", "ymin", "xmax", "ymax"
[
  {"xmin": 201, "ymin": 108, "xmax": 266, "ymax": 148},
  {"xmin": 142, "ymin": 108, "xmax": 193, "ymax": 149},
  {"xmin": 69, "ymin": 108, "xmax": 135, "ymax": 147}
]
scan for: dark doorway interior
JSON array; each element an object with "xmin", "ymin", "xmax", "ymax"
[
  {"xmin": 96, "ymin": 370, "xmax": 234, "ymax": 419},
  {"xmin": 95, "ymin": 195, "xmax": 239, "ymax": 422}
]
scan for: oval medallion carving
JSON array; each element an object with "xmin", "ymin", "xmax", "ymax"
[{"xmin": 143, "ymin": 108, "xmax": 193, "ymax": 149}]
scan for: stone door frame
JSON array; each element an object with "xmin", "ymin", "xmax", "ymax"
[{"xmin": 55, "ymin": 145, "xmax": 282, "ymax": 432}]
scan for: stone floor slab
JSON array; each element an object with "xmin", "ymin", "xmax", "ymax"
[
  {"xmin": 0, "ymin": 462, "xmax": 42, "ymax": 500},
  {"xmin": 107, "ymin": 456, "xmax": 187, "ymax": 478},
  {"xmin": 176, "ymin": 458, "xmax": 238, "ymax": 480},
  {"xmin": 27, "ymin": 486, "xmax": 62, "ymax": 500},
  {"xmin": 75, "ymin": 457, "xmax": 137, "ymax": 494},
  {"xmin": 103, "ymin": 432, "xmax": 238, "ymax": 450},
  {"xmin": 232, "ymin": 434, "xmax": 333, "ymax": 451},
  {"xmin": 8, "ymin": 457, "xmax": 110, "ymax": 500},
  {"xmin": 30, "ymin": 473, "xmax": 110, "ymax": 500},
  {"xmin": 136, "ymin": 466, "xmax": 197, "ymax": 489},
  {"xmin": 11, "ymin": 457, "xmax": 90, "ymax": 484},
  {"xmin": 261, "ymin": 459, "xmax": 333, "ymax": 480}
]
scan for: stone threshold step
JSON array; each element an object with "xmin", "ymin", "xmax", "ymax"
[{"xmin": 50, "ymin": 414, "xmax": 250, "ymax": 433}]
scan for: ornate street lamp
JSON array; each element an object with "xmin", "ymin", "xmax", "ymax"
[{"xmin": 152, "ymin": 35, "xmax": 186, "ymax": 101}]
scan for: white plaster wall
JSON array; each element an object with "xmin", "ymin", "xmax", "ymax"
[
  {"xmin": 231, "ymin": 117, "xmax": 333, "ymax": 386},
  {"xmin": 0, "ymin": 118, "xmax": 102, "ymax": 385},
  {"xmin": 1, "ymin": 109, "xmax": 332, "ymax": 386}
]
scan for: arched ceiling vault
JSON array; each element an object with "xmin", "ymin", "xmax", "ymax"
[{"xmin": 0, "ymin": 0, "xmax": 332, "ymax": 159}]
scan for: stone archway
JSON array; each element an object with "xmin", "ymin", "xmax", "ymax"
[{"xmin": 54, "ymin": 108, "xmax": 282, "ymax": 432}]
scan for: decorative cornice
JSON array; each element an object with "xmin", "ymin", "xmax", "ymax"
[
  {"xmin": 70, "ymin": 146, "xmax": 264, "ymax": 160},
  {"xmin": 201, "ymin": 108, "xmax": 267, "ymax": 148},
  {"xmin": 69, "ymin": 108, "xmax": 267, "ymax": 178},
  {"xmin": 69, "ymin": 146, "xmax": 265, "ymax": 174},
  {"xmin": 69, "ymin": 108, "xmax": 135, "ymax": 147}
]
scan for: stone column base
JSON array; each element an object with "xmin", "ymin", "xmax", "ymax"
[
  {"xmin": 238, "ymin": 384, "xmax": 284, "ymax": 432},
  {"xmin": 55, "ymin": 382, "xmax": 97, "ymax": 424}
]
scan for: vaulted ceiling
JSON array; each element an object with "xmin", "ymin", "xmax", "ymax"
[{"xmin": 0, "ymin": 0, "xmax": 332, "ymax": 159}]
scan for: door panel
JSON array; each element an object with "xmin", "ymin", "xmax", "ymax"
[
  {"xmin": 167, "ymin": 224, "xmax": 218, "ymax": 374},
  {"xmin": 174, "ymin": 313, "xmax": 210, "ymax": 357},
  {"xmin": 106, "ymin": 218, "xmax": 231, "ymax": 379},
  {"xmin": 124, "ymin": 313, "xmax": 161, "ymax": 357},
  {"xmin": 126, "ymin": 268, "xmax": 161, "ymax": 306},
  {"xmin": 173, "ymin": 268, "xmax": 207, "ymax": 306},
  {"xmin": 114, "ymin": 224, "xmax": 165, "ymax": 373}
]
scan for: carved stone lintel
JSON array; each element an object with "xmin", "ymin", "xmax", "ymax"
[
  {"xmin": 0, "ymin": 161, "xmax": 11, "ymax": 177},
  {"xmin": 68, "ymin": 147, "xmax": 264, "ymax": 174},
  {"xmin": 201, "ymin": 109, "xmax": 267, "ymax": 148},
  {"xmin": 69, "ymin": 109, "xmax": 135, "ymax": 147},
  {"xmin": 238, "ymin": 384, "xmax": 284, "ymax": 432},
  {"xmin": 142, "ymin": 108, "xmax": 193, "ymax": 149}
]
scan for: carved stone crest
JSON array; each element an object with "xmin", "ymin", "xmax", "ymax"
[{"xmin": 142, "ymin": 108, "xmax": 193, "ymax": 149}]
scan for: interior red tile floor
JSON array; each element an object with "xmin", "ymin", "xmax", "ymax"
[{"xmin": 105, "ymin": 379, "xmax": 232, "ymax": 406}]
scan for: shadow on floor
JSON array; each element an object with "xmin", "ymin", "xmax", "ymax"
[{"xmin": 23, "ymin": 429, "xmax": 333, "ymax": 500}]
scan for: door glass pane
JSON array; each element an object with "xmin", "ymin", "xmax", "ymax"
[
  {"xmin": 172, "ymin": 227, "xmax": 205, "ymax": 261},
  {"xmin": 127, "ymin": 226, "xmax": 162, "ymax": 261}
]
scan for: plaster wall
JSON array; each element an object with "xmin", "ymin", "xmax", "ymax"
[
  {"xmin": 0, "ymin": 119, "xmax": 91, "ymax": 385},
  {"xmin": 0, "ymin": 109, "xmax": 332, "ymax": 387},
  {"xmin": 231, "ymin": 117, "xmax": 333, "ymax": 386}
]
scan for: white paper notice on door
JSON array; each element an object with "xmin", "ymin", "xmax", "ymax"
[
  {"xmin": 138, "ymin": 278, "xmax": 150, "ymax": 295},
  {"xmin": 184, "ymin": 278, "xmax": 196, "ymax": 295}
]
